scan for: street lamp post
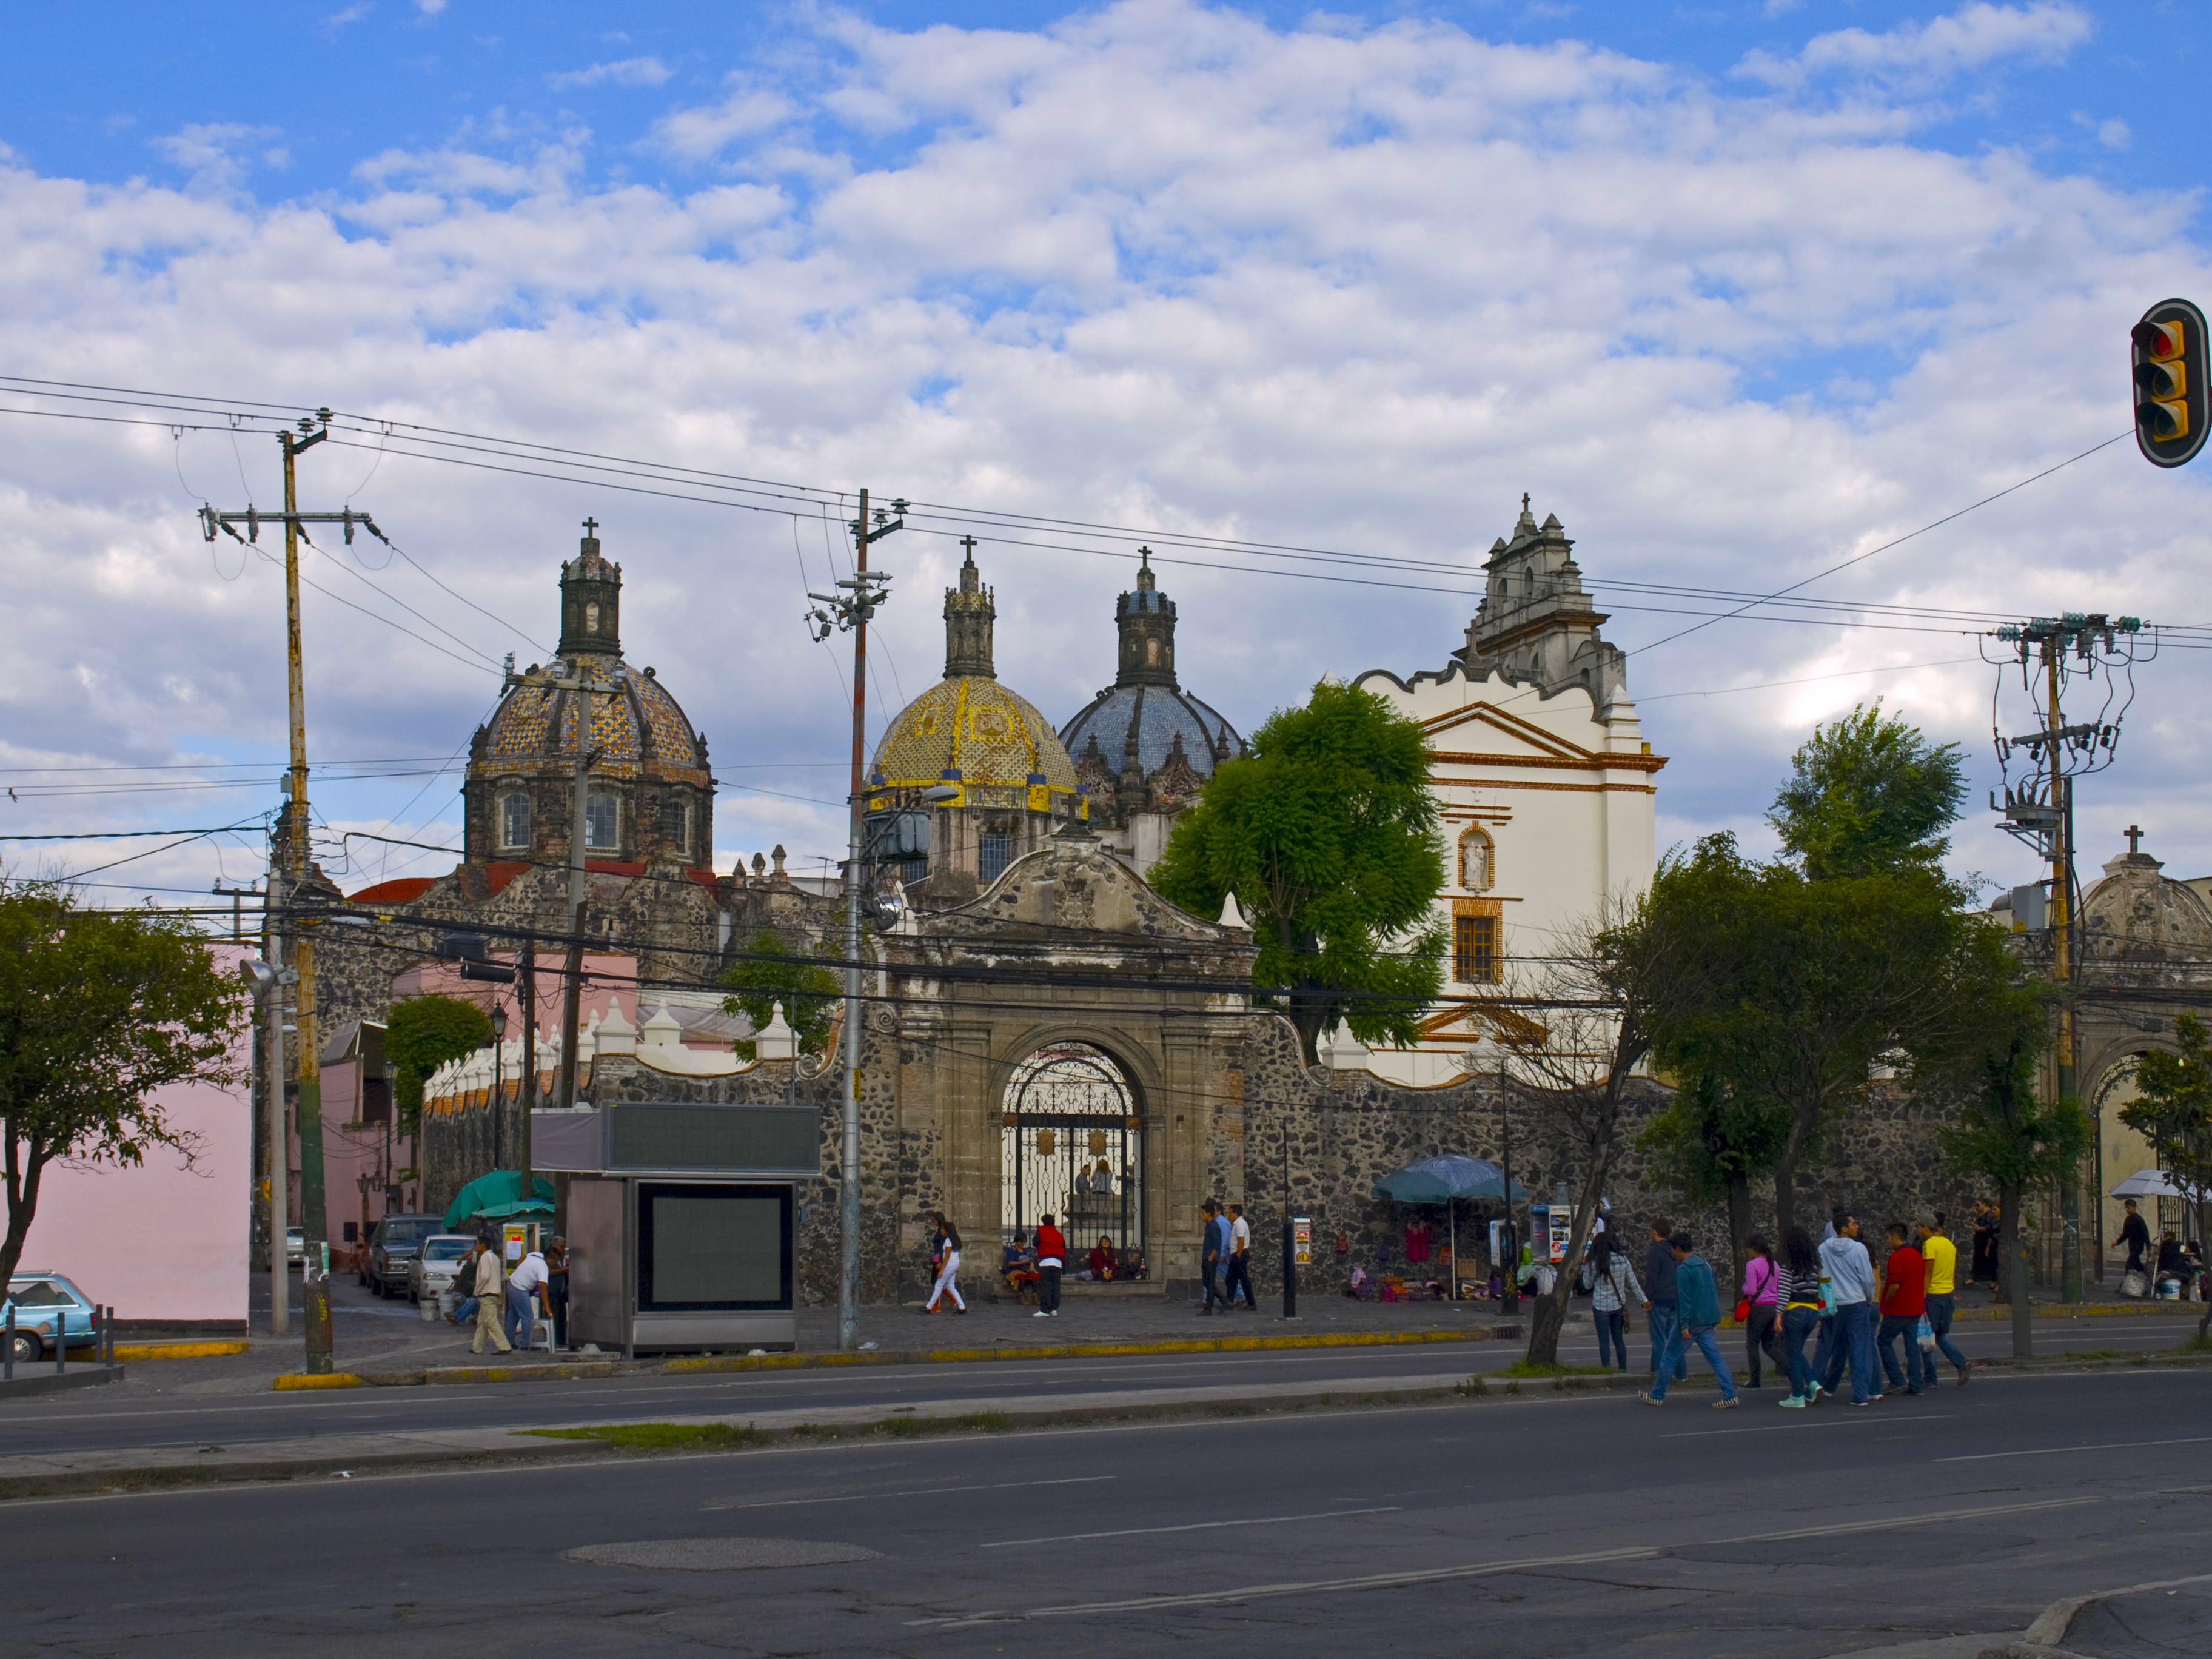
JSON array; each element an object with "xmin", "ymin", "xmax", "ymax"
[{"xmin": 1473, "ymin": 1035, "xmax": 1518, "ymax": 1315}]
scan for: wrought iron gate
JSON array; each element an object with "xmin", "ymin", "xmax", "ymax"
[{"xmin": 1002, "ymin": 1044, "xmax": 1142, "ymax": 1258}]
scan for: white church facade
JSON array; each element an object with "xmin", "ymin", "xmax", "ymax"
[{"xmin": 1352, "ymin": 500, "xmax": 1664, "ymax": 1087}]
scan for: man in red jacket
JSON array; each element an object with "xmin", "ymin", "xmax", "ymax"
[{"xmin": 1033, "ymin": 1213, "xmax": 1066, "ymax": 1318}]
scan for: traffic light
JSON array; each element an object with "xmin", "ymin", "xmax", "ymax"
[{"xmin": 2133, "ymin": 297, "xmax": 2208, "ymax": 467}]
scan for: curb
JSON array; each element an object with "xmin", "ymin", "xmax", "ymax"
[
  {"xmin": 321, "ymin": 1325, "xmax": 1503, "ymax": 1390},
  {"xmin": 0, "ymin": 1365, "xmax": 125, "ymax": 1399},
  {"xmin": 113, "ymin": 1341, "xmax": 250, "ymax": 1362},
  {"xmin": 29, "ymin": 1346, "xmax": 2212, "ymax": 1504},
  {"xmin": 1980, "ymin": 1567, "xmax": 2212, "ymax": 1657},
  {"xmin": 271, "ymin": 1372, "xmax": 366, "ymax": 1391}
]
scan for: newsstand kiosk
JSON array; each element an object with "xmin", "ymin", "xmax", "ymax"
[{"xmin": 535, "ymin": 1100, "xmax": 817, "ymax": 1355}]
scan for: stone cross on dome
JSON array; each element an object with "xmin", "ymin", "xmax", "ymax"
[{"xmin": 2127, "ymin": 824, "xmax": 2145, "ymax": 854}]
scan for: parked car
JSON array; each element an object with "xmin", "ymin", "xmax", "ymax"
[
  {"xmin": 4, "ymin": 1273, "xmax": 98, "ymax": 1364},
  {"xmin": 285, "ymin": 1227, "xmax": 306, "ymax": 1267},
  {"xmin": 406, "ymin": 1234, "xmax": 477, "ymax": 1304},
  {"xmin": 362, "ymin": 1213, "xmax": 445, "ymax": 1299}
]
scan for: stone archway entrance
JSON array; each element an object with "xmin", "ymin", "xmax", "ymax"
[{"xmin": 1002, "ymin": 1042, "xmax": 1144, "ymax": 1262}]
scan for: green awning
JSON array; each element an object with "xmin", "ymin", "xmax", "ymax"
[{"xmin": 443, "ymin": 1171, "xmax": 557, "ymax": 1230}]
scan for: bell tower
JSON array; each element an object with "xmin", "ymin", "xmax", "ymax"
[
  {"xmin": 558, "ymin": 518, "xmax": 623, "ymax": 657},
  {"xmin": 1113, "ymin": 547, "xmax": 1178, "ymax": 689},
  {"xmin": 943, "ymin": 537, "xmax": 997, "ymax": 678}
]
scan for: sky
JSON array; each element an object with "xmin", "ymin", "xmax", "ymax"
[{"xmin": 3, "ymin": 0, "xmax": 2210, "ymax": 914}]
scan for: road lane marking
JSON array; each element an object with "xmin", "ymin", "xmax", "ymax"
[
  {"xmin": 980, "ymin": 1506, "xmax": 1401, "ymax": 1549},
  {"xmin": 704, "ymin": 1475, "xmax": 1113, "ymax": 1511},
  {"xmin": 1938, "ymin": 1435, "xmax": 2212, "ymax": 1463},
  {"xmin": 1664, "ymin": 1413, "xmax": 1956, "ymax": 1438},
  {"xmin": 1705, "ymin": 1496, "xmax": 2099, "ymax": 1545}
]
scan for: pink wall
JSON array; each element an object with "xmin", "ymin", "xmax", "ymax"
[{"xmin": 18, "ymin": 941, "xmax": 253, "ymax": 1327}]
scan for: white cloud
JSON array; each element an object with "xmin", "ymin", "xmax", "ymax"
[
  {"xmin": 547, "ymin": 56, "xmax": 673, "ymax": 92},
  {"xmin": 1738, "ymin": 2, "xmax": 2093, "ymax": 90},
  {"xmin": 150, "ymin": 122, "xmax": 283, "ymax": 192},
  {"xmin": 325, "ymin": 3, "xmax": 372, "ymax": 29},
  {"xmin": 415, "ymin": 0, "xmax": 447, "ymax": 15},
  {"xmin": 5, "ymin": 0, "xmax": 2209, "ymax": 897}
]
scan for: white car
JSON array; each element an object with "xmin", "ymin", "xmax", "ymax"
[
  {"xmin": 284, "ymin": 1227, "xmax": 306, "ymax": 1267},
  {"xmin": 406, "ymin": 1235, "xmax": 477, "ymax": 1304}
]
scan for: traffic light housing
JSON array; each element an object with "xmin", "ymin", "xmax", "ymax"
[{"xmin": 2133, "ymin": 297, "xmax": 2208, "ymax": 467}]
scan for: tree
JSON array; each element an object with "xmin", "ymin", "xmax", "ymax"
[
  {"xmin": 384, "ymin": 994, "xmax": 492, "ymax": 1134},
  {"xmin": 1932, "ymin": 936, "xmax": 2086, "ymax": 1358},
  {"xmin": 2123, "ymin": 1016, "xmax": 2212, "ymax": 1339},
  {"xmin": 1769, "ymin": 701, "xmax": 1966, "ymax": 881},
  {"xmin": 1152, "ymin": 680, "xmax": 1445, "ymax": 1063},
  {"xmin": 1637, "ymin": 1071, "xmax": 1790, "ymax": 1295},
  {"xmin": 0, "ymin": 880, "xmax": 246, "ymax": 1291},
  {"xmin": 1503, "ymin": 893, "xmax": 1683, "ymax": 1369},
  {"xmin": 720, "ymin": 932, "xmax": 843, "ymax": 1060},
  {"xmin": 1638, "ymin": 834, "xmax": 1964, "ymax": 1239}
]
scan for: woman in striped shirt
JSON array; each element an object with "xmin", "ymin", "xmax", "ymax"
[
  {"xmin": 1589, "ymin": 1232, "xmax": 1644, "ymax": 1372},
  {"xmin": 1775, "ymin": 1228, "xmax": 1825, "ymax": 1407}
]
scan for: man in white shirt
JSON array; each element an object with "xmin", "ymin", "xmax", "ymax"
[
  {"xmin": 506, "ymin": 1248, "xmax": 548, "ymax": 1352},
  {"xmin": 1815, "ymin": 1216, "xmax": 1879, "ymax": 1406},
  {"xmin": 1225, "ymin": 1204, "xmax": 1256, "ymax": 1310}
]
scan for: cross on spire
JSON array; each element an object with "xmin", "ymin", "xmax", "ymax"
[
  {"xmin": 582, "ymin": 517, "xmax": 599, "ymax": 537},
  {"xmin": 960, "ymin": 535, "xmax": 977, "ymax": 560},
  {"xmin": 2127, "ymin": 823, "xmax": 2145, "ymax": 855},
  {"xmin": 1521, "ymin": 492, "xmax": 1530, "ymax": 512}
]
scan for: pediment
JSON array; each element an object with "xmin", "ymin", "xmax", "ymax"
[
  {"xmin": 933, "ymin": 831, "xmax": 1228, "ymax": 943},
  {"xmin": 1414, "ymin": 700, "xmax": 1598, "ymax": 763}
]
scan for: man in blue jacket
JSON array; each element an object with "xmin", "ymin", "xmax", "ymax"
[
  {"xmin": 1198, "ymin": 1199, "xmax": 1229, "ymax": 1315},
  {"xmin": 1641, "ymin": 1232, "xmax": 1738, "ymax": 1408}
]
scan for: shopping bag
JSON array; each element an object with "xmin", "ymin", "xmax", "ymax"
[
  {"xmin": 1915, "ymin": 1313, "xmax": 1936, "ymax": 1351},
  {"xmin": 1732, "ymin": 1297, "xmax": 1751, "ymax": 1324},
  {"xmin": 2120, "ymin": 1269, "xmax": 2148, "ymax": 1299}
]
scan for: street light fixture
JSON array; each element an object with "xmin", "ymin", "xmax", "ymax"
[{"xmin": 491, "ymin": 1002, "xmax": 509, "ymax": 1170}]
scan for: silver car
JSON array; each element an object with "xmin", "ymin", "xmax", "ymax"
[{"xmin": 406, "ymin": 1235, "xmax": 477, "ymax": 1304}]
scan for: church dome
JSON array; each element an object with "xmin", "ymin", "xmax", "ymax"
[
  {"xmin": 873, "ymin": 675, "xmax": 1079, "ymax": 794},
  {"xmin": 868, "ymin": 543, "xmax": 1081, "ymax": 804},
  {"xmin": 463, "ymin": 524, "xmax": 713, "ymax": 868},
  {"xmin": 1059, "ymin": 549, "xmax": 1244, "ymax": 823}
]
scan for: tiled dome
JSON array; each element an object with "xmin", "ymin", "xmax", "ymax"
[
  {"xmin": 484, "ymin": 654, "xmax": 706, "ymax": 783},
  {"xmin": 872, "ymin": 674, "xmax": 1079, "ymax": 793}
]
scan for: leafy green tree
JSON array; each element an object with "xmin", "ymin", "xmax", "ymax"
[
  {"xmin": 0, "ymin": 880, "xmax": 246, "ymax": 1290},
  {"xmin": 1637, "ymin": 1071, "xmax": 1791, "ymax": 1292},
  {"xmin": 1770, "ymin": 702, "xmax": 1967, "ymax": 880},
  {"xmin": 1152, "ymin": 680, "xmax": 1444, "ymax": 1062},
  {"xmin": 2123, "ymin": 1016, "xmax": 2212, "ymax": 1338},
  {"xmin": 720, "ymin": 932, "xmax": 843, "ymax": 1060},
  {"xmin": 1638, "ymin": 833, "xmax": 1966, "ymax": 1238},
  {"xmin": 1931, "ymin": 939, "xmax": 2086, "ymax": 1356},
  {"xmin": 385, "ymin": 994, "xmax": 492, "ymax": 1134}
]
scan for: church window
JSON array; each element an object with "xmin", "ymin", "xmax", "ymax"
[
  {"xmin": 978, "ymin": 833, "xmax": 1011, "ymax": 885},
  {"xmin": 1452, "ymin": 897, "xmax": 1503, "ymax": 984},
  {"xmin": 1146, "ymin": 638, "xmax": 1160, "ymax": 667},
  {"xmin": 1458, "ymin": 826, "xmax": 1495, "ymax": 892},
  {"xmin": 659, "ymin": 796, "xmax": 691, "ymax": 857},
  {"xmin": 585, "ymin": 790, "xmax": 620, "ymax": 850},
  {"xmin": 584, "ymin": 601, "xmax": 601, "ymax": 635},
  {"xmin": 498, "ymin": 793, "xmax": 531, "ymax": 851}
]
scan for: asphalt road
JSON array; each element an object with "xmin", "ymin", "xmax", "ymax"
[
  {"xmin": 2, "ymin": 1367, "xmax": 2207, "ymax": 1657},
  {"xmin": 0, "ymin": 1310, "xmax": 2198, "ymax": 1459}
]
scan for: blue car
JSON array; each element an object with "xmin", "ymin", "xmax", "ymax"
[{"xmin": 4, "ymin": 1273, "xmax": 99, "ymax": 1364}]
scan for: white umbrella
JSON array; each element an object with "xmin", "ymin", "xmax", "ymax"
[{"xmin": 2108, "ymin": 1168, "xmax": 2202, "ymax": 1199}]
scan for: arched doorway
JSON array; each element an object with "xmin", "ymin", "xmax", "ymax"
[{"xmin": 1002, "ymin": 1043, "xmax": 1144, "ymax": 1261}]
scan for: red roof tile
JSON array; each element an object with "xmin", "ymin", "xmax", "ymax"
[{"xmin": 348, "ymin": 877, "xmax": 437, "ymax": 905}]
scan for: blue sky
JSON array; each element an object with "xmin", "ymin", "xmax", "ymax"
[{"xmin": 4, "ymin": 0, "xmax": 2210, "ymax": 904}]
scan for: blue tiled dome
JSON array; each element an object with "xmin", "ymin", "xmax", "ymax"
[{"xmin": 1061, "ymin": 683, "xmax": 1241, "ymax": 779}]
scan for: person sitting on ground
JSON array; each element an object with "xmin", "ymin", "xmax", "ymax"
[
  {"xmin": 1088, "ymin": 1236, "xmax": 1118, "ymax": 1282},
  {"xmin": 1002, "ymin": 1230, "xmax": 1037, "ymax": 1292},
  {"xmin": 2156, "ymin": 1232, "xmax": 2187, "ymax": 1296},
  {"xmin": 1346, "ymin": 1264, "xmax": 1369, "ymax": 1299}
]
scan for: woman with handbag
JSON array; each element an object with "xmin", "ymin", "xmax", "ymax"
[{"xmin": 1740, "ymin": 1235, "xmax": 1783, "ymax": 1388}]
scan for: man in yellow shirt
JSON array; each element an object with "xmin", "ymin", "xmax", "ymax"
[{"xmin": 1916, "ymin": 1213, "xmax": 1969, "ymax": 1386}]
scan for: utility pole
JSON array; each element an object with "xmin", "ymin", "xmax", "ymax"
[
  {"xmin": 198, "ymin": 412, "xmax": 381, "ymax": 1376},
  {"xmin": 1992, "ymin": 612, "xmax": 2145, "ymax": 1319},
  {"xmin": 807, "ymin": 489, "xmax": 902, "ymax": 1351}
]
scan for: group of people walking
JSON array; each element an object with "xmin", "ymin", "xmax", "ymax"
[
  {"xmin": 1589, "ymin": 1210, "xmax": 1974, "ymax": 1409},
  {"xmin": 1198, "ymin": 1199, "xmax": 1256, "ymax": 1313}
]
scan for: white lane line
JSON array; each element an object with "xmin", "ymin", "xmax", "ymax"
[
  {"xmin": 1701, "ymin": 1496, "xmax": 2099, "ymax": 1546},
  {"xmin": 1664, "ymin": 1413, "xmax": 1957, "ymax": 1439},
  {"xmin": 914, "ymin": 1496, "xmax": 2103, "ymax": 1626},
  {"xmin": 909, "ymin": 1544, "xmax": 1658, "ymax": 1625},
  {"xmin": 980, "ymin": 1506, "xmax": 1402, "ymax": 1549},
  {"xmin": 704, "ymin": 1475, "xmax": 1113, "ymax": 1512},
  {"xmin": 1938, "ymin": 1434, "xmax": 2212, "ymax": 1463}
]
